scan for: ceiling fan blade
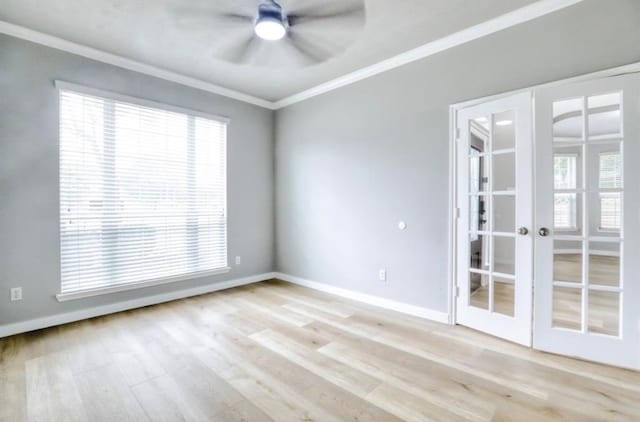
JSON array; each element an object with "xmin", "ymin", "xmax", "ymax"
[
  {"xmin": 216, "ymin": 32, "xmax": 263, "ymax": 65},
  {"xmin": 286, "ymin": 31, "xmax": 333, "ymax": 65},
  {"xmin": 288, "ymin": 5, "xmax": 365, "ymax": 27},
  {"xmin": 175, "ymin": 13, "xmax": 252, "ymax": 27},
  {"xmin": 218, "ymin": 13, "xmax": 254, "ymax": 23},
  {"xmin": 171, "ymin": 6, "xmax": 253, "ymax": 29}
]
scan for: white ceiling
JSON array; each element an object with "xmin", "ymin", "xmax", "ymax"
[{"xmin": 0, "ymin": 0, "xmax": 543, "ymax": 102}]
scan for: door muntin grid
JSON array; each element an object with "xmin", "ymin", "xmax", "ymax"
[
  {"xmin": 551, "ymin": 92, "xmax": 623, "ymax": 337},
  {"xmin": 468, "ymin": 111, "xmax": 517, "ymax": 317}
]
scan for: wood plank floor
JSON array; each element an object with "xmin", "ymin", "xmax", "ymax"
[{"xmin": 2, "ymin": 279, "xmax": 640, "ymax": 421}]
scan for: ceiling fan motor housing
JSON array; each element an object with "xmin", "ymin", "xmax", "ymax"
[{"xmin": 257, "ymin": 0, "xmax": 288, "ymax": 26}]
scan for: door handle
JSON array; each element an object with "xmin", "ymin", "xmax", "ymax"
[
  {"xmin": 538, "ymin": 227, "xmax": 551, "ymax": 237},
  {"xmin": 518, "ymin": 227, "xmax": 529, "ymax": 236}
]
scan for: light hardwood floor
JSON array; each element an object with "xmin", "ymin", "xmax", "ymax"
[{"xmin": 2, "ymin": 279, "xmax": 640, "ymax": 421}]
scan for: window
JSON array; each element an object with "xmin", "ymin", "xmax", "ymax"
[
  {"xmin": 553, "ymin": 154, "xmax": 577, "ymax": 230},
  {"xmin": 58, "ymin": 84, "xmax": 228, "ymax": 297},
  {"xmin": 599, "ymin": 152, "xmax": 622, "ymax": 231}
]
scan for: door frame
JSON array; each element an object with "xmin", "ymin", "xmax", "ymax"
[{"xmin": 447, "ymin": 61, "xmax": 640, "ymax": 326}]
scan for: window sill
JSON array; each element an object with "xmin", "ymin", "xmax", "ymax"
[{"xmin": 56, "ymin": 267, "xmax": 231, "ymax": 302}]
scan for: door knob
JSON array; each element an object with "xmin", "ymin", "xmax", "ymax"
[
  {"xmin": 538, "ymin": 227, "xmax": 550, "ymax": 237},
  {"xmin": 518, "ymin": 227, "xmax": 529, "ymax": 235}
]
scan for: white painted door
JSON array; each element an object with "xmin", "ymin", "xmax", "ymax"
[
  {"xmin": 455, "ymin": 92, "xmax": 533, "ymax": 346},
  {"xmin": 533, "ymin": 73, "xmax": 640, "ymax": 369}
]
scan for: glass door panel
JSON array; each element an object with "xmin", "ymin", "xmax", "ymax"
[
  {"xmin": 552, "ymin": 286, "xmax": 582, "ymax": 330},
  {"xmin": 456, "ymin": 92, "xmax": 533, "ymax": 346}
]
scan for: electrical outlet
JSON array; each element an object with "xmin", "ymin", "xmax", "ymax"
[
  {"xmin": 378, "ymin": 269, "xmax": 387, "ymax": 282},
  {"xmin": 10, "ymin": 287, "xmax": 22, "ymax": 302},
  {"xmin": 235, "ymin": 256, "xmax": 242, "ymax": 265}
]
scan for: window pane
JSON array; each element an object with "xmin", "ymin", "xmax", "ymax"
[
  {"xmin": 554, "ymin": 193, "xmax": 578, "ymax": 230},
  {"xmin": 553, "ymin": 287, "xmax": 582, "ymax": 331},
  {"xmin": 588, "ymin": 291, "xmax": 620, "ymax": 336},
  {"xmin": 469, "ymin": 195, "xmax": 488, "ymax": 235},
  {"xmin": 470, "ymin": 235, "xmax": 490, "ymax": 272},
  {"xmin": 493, "ymin": 236, "xmax": 515, "ymax": 276},
  {"xmin": 492, "ymin": 110, "xmax": 515, "ymax": 150},
  {"xmin": 554, "ymin": 155, "xmax": 577, "ymax": 189},
  {"xmin": 470, "ymin": 273, "xmax": 490, "ymax": 310},
  {"xmin": 554, "ymin": 240, "xmax": 582, "ymax": 283},
  {"xmin": 599, "ymin": 151, "xmax": 622, "ymax": 189},
  {"xmin": 553, "ymin": 98, "xmax": 583, "ymax": 141},
  {"xmin": 599, "ymin": 193, "xmax": 621, "ymax": 230},
  {"xmin": 493, "ymin": 195, "xmax": 515, "ymax": 233},
  {"xmin": 469, "ymin": 149, "xmax": 488, "ymax": 194},
  {"xmin": 588, "ymin": 242, "xmax": 620, "ymax": 288},
  {"xmin": 492, "ymin": 152, "xmax": 515, "ymax": 191},
  {"xmin": 493, "ymin": 277, "xmax": 514, "ymax": 317},
  {"xmin": 588, "ymin": 93, "xmax": 621, "ymax": 140}
]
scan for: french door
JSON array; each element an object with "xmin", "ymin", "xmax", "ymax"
[
  {"xmin": 533, "ymin": 73, "xmax": 640, "ymax": 369},
  {"xmin": 455, "ymin": 92, "xmax": 533, "ymax": 346}
]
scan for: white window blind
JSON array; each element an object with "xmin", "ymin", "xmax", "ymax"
[
  {"xmin": 599, "ymin": 151, "xmax": 622, "ymax": 189},
  {"xmin": 554, "ymin": 193, "xmax": 577, "ymax": 229},
  {"xmin": 599, "ymin": 151, "xmax": 622, "ymax": 231},
  {"xmin": 600, "ymin": 193, "xmax": 621, "ymax": 230},
  {"xmin": 59, "ymin": 86, "xmax": 227, "ymax": 296},
  {"xmin": 553, "ymin": 154, "xmax": 577, "ymax": 230}
]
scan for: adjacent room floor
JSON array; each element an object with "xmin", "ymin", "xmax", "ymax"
[{"xmin": 2, "ymin": 280, "xmax": 639, "ymax": 421}]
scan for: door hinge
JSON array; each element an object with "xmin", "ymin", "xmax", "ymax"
[
  {"xmin": 455, "ymin": 127, "xmax": 461, "ymax": 140},
  {"xmin": 455, "ymin": 208, "xmax": 460, "ymax": 219},
  {"xmin": 455, "ymin": 286, "xmax": 460, "ymax": 298}
]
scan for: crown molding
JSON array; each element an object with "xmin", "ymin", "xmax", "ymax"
[
  {"xmin": 0, "ymin": 20, "xmax": 277, "ymax": 110},
  {"xmin": 273, "ymin": 0, "xmax": 584, "ymax": 109},
  {"xmin": 0, "ymin": 0, "xmax": 583, "ymax": 111}
]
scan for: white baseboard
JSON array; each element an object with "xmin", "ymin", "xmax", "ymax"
[
  {"xmin": 0, "ymin": 272, "xmax": 276, "ymax": 338},
  {"xmin": 274, "ymin": 272, "xmax": 450, "ymax": 324}
]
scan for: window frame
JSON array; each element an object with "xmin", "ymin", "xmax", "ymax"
[{"xmin": 55, "ymin": 81, "xmax": 231, "ymax": 301}]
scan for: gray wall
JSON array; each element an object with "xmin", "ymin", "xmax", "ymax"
[
  {"xmin": 275, "ymin": 0, "xmax": 640, "ymax": 312},
  {"xmin": 0, "ymin": 35, "xmax": 275, "ymax": 325}
]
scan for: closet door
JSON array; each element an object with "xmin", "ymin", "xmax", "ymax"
[
  {"xmin": 534, "ymin": 73, "xmax": 640, "ymax": 369},
  {"xmin": 455, "ymin": 92, "xmax": 533, "ymax": 346}
]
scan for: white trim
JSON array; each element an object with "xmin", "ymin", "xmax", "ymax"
[
  {"xmin": 1, "ymin": 1, "xmax": 584, "ymax": 110},
  {"xmin": 451, "ymin": 62, "xmax": 640, "ymax": 111},
  {"xmin": 0, "ymin": 20, "xmax": 276, "ymax": 110},
  {"xmin": 55, "ymin": 80, "xmax": 232, "ymax": 123},
  {"xmin": 273, "ymin": 0, "xmax": 584, "ymax": 108},
  {"xmin": 448, "ymin": 106, "xmax": 458, "ymax": 324},
  {"xmin": 274, "ymin": 272, "xmax": 450, "ymax": 324},
  {"xmin": 0, "ymin": 272, "xmax": 277, "ymax": 338},
  {"xmin": 56, "ymin": 267, "xmax": 232, "ymax": 302}
]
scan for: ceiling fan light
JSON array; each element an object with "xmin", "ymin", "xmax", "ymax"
[{"xmin": 255, "ymin": 18, "xmax": 286, "ymax": 41}]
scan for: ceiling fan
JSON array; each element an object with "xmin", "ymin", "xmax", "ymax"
[{"xmin": 174, "ymin": 0, "xmax": 366, "ymax": 67}]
